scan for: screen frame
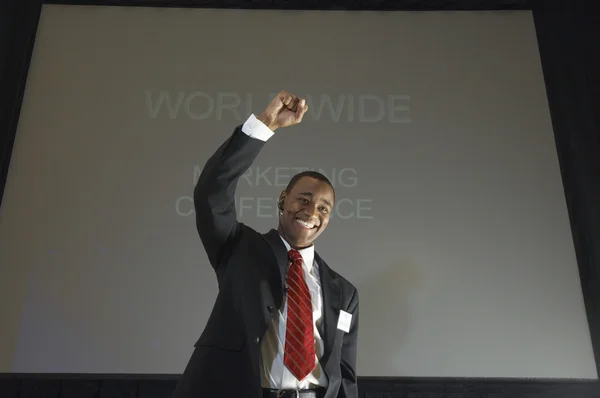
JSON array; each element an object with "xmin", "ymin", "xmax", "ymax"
[{"xmin": 1, "ymin": 0, "xmax": 599, "ymax": 397}]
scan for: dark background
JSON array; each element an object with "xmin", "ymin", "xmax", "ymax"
[{"xmin": 1, "ymin": 0, "xmax": 599, "ymax": 397}]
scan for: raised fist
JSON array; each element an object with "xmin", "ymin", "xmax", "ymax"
[{"xmin": 258, "ymin": 90, "xmax": 308, "ymax": 131}]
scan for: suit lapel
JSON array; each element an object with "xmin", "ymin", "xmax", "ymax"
[
  {"xmin": 262, "ymin": 229, "xmax": 289, "ymax": 293},
  {"xmin": 315, "ymin": 252, "xmax": 341, "ymax": 368}
]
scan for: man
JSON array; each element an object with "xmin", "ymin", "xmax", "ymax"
[{"xmin": 171, "ymin": 91, "xmax": 359, "ymax": 398}]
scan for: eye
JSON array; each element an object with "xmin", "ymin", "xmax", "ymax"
[
  {"xmin": 319, "ymin": 206, "xmax": 329, "ymax": 214},
  {"xmin": 298, "ymin": 197, "xmax": 309, "ymax": 204}
]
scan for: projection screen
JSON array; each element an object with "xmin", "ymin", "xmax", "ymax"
[{"xmin": 0, "ymin": 4, "xmax": 596, "ymax": 378}]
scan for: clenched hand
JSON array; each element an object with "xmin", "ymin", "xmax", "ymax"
[{"xmin": 258, "ymin": 90, "xmax": 309, "ymax": 131}]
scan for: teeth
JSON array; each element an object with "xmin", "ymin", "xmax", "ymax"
[{"xmin": 297, "ymin": 219, "xmax": 315, "ymax": 229}]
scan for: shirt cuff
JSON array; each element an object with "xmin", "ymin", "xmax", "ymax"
[{"xmin": 241, "ymin": 114, "xmax": 274, "ymax": 141}]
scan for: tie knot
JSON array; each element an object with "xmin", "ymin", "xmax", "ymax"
[{"xmin": 288, "ymin": 249, "xmax": 303, "ymax": 264}]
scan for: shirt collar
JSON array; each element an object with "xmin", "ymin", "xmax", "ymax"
[{"xmin": 279, "ymin": 235, "xmax": 315, "ymax": 272}]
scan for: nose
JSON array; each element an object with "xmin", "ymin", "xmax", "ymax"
[{"xmin": 304, "ymin": 203, "xmax": 318, "ymax": 218}]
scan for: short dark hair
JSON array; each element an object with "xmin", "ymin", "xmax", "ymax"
[{"xmin": 285, "ymin": 171, "xmax": 335, "ymax": 198}]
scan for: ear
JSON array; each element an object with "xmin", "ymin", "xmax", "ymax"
[{"xmin": 278, "ymin": 191, "xmax": 286, "ymax": 211}]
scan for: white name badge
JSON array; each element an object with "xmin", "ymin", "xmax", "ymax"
[{"xmin": 337, "ymin": 310, "xmax": 352, "ymax": 333}]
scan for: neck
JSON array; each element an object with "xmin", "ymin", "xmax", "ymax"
[{"xmin": 277, "ymin": 226, "xmax": 312, "ymax": 250}]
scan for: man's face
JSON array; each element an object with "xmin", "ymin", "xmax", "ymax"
[{"xmin": 278, "ymin": 177, "xmax": 335, "ymax": 249}]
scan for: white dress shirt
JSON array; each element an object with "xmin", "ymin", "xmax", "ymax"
[{"xmin": 241, "ymin": 114, "xmax": 328, "ymax": 389}]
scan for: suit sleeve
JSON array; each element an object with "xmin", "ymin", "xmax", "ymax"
[
  {"xmin": 338, "ymin": 288, "xmax": 359, "ymax": 398},
  {"xmin": 194, "ymin": 114, "xmax": 274, "ymax": 269}
]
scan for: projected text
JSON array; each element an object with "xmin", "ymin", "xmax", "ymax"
[
  {"xmin": 145, "ymin": 91, "xmax": 411, "ymax": 123},
  {"xmin": 175, "ymin": 165, "xmax": 373, "ymax": 220}
]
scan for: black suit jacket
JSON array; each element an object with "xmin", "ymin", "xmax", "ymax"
[{"xmin": 171, "ymin": 126, "xmax": 359, "ymax": 398}]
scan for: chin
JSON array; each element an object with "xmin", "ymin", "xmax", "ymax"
[{"xmin": 286, "ymin": 233, "xmax": 314, "ymax": 248}]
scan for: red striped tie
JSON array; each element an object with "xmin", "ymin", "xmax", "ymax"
[{"xmin": 284, "ymin": 249, "xmax": 316, "ymax": 380}]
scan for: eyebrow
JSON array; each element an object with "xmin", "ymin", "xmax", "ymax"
[{"xmin": 298, "ymin": 192, "xmax": 333, "ymax": 208}]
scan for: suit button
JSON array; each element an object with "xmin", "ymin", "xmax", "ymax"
[
  {"xmin": 267, "ymin": 305, "xmax": 274, "ymax": 313},
  {"xmin": 255, "ymin": 336, "xmax": 260, "ymax": 344}
]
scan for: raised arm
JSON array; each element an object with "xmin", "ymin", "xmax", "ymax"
[
  {"xmin": 194, "ymin": 117, "xmax": 268, "ymax": 269},
  {"xmin": 194, "ymin": 90, "xmax": 308, "ymax": 269}
]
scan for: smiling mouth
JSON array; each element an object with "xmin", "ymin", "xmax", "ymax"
[{"xmin": 296, "ymin": 218, "xmax": 317, "ymax": 229}]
